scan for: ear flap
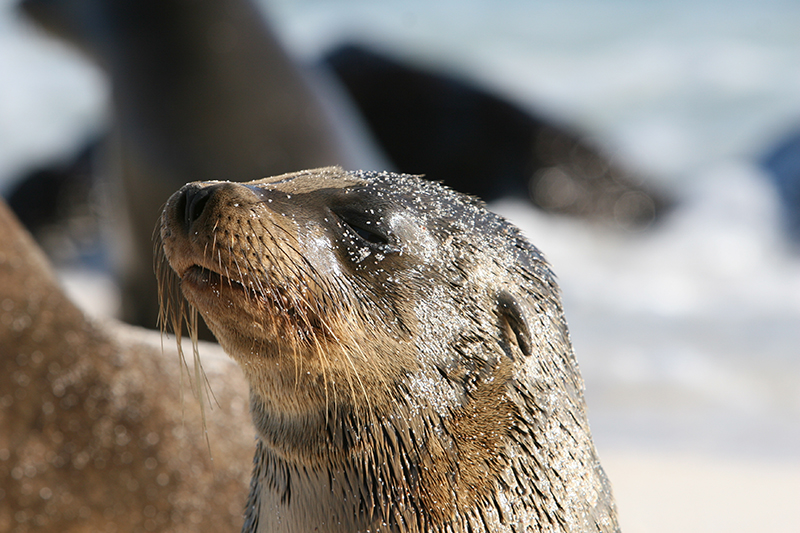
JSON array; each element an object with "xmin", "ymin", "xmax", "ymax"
[{"xmin": 497, "ymin": 291, "xmax": 533, "ymax": 358}]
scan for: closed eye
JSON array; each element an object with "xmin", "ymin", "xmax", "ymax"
[
  {"xmin": 347, "ymin": 220, "xmax": 387, "ymax": 245},
  {"xmin": 333, "ymin": 210, "xmax": 396, "ymax": 251}
]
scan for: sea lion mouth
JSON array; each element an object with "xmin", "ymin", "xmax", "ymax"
[
  {"xmin": 181, "ymin": 264, "xmax": 259, "ymax": 301},
  {"xmin": 183, "ymin": 264, "xmax": 231, "ymax": 289},
  {"xmin": 176, "ymin": 262, "xmax": 320, "ymax": 337}
]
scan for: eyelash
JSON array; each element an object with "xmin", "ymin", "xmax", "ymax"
[
  {"xmin": 335, "ymin": 212, "xmax": 397, "ymax": 253},
  {"xmin": 356, "ymin": 225, "xmax": 387, "ymax": 245}
]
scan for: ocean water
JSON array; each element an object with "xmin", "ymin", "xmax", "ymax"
[{"xmin": 0, "ymin": 0, "xmax": 799, "ymax": 465}]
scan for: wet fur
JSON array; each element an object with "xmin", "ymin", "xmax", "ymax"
[{"xmin": 157, "ymin": 167, "xmax": 619, "ymax": 532}]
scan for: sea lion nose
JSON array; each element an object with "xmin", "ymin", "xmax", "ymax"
[{"xmin": 175, "ymin": 183, "xmax": 220, "ymax": 233}]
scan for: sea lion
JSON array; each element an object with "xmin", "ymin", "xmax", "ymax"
[
  {"xmin": 5, "ymin": 137, "xmax": 99, "ymax": 263},
  {"xmin": 158, "ymin": 167, "xmax": 619, "ymax": 532},
  {"xmin": 324, "ymin": 44, "xmax": 670, "ymax": 228},
  {"xmin": 762, "ymin": 127, "xmax": 800, "ymax": 244},
  {"xmin": 19, "ymin": 0, "xmax": 358, "ymax": 331},
  {"xmin": 0, "ymin": 197, "xmax": 254, "ymax": 532}
]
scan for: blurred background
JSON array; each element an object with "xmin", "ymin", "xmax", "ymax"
[{"xmin": 1, "ymin": 0, "xmax": 799, "ymax": 531}]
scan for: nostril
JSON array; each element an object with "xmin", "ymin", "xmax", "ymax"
[{"xmin": 181, "ymin": 185, "xmax": 214, "ymax": 231}]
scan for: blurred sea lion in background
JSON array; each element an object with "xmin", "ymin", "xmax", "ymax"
[
  {"xmin": 761, "ymin": 127, "xmax": 800, "ymax": 245},
  {"xmin": 11, "ymin": 0, "xmax": 670, "ymax": 333},
  {"xmin": 18, "ymin": 0, "xmax": 358, "ymax": 331},
  {"xmin": 5, "ymin": 138, "xmax": 99, "ymax": 265},
  {"xmin": 0, "ymin": 198, "xmax": 254, "ymax": 532},
  {"xmin": 324, "ymin": 44, "xmax": 670, "ymax": 228}
]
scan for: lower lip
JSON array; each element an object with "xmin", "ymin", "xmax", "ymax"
[
  {"xmin": 184, "ymin": 265, "xmax": 215, "ymax": 284},
  {"xmin": 182, "ymin": 266, "xmax": 249, "ymax": 298},
  {"xmin": 182, "ymin": 265, "xmax": 225, "ymax": 292}
]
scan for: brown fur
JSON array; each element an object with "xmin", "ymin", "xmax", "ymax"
[
  {"xmin": 0, "ymin": 199, "xmax": 254, "ymax": 532},
  {"xmin": 158, "ymin": 167, "xmax": 619, "ymax": 532}
]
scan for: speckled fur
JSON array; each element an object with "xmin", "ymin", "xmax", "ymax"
[
  {"xmin": 0, "ymin": 199, "xmax": 254, "ymax": 532},
  {"xmin": 159, "ymin": 167, "xmax": 619, "ymax": 532}
]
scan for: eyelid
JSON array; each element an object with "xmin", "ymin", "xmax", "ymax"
[
  {"xmin": 349, "ymin": 223, "xmax": 385, "ymax": 245},
  {"xmin": 333, "ymin": 210, "xmax": 397, "ymax": 252}
]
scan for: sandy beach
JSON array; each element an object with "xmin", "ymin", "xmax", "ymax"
[{"xmin": 602, "ymin": 449, "xmax": 800, "ymax": 533}]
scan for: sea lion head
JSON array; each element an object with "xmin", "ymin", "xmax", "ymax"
[{"xmin": 158, "ymin": 166, "xmax": 617, "ymax": 532}]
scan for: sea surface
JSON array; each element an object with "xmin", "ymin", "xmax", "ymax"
[{"xmin": 1, "ymin": 0, "xmax": 799, "ymax": 465}]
